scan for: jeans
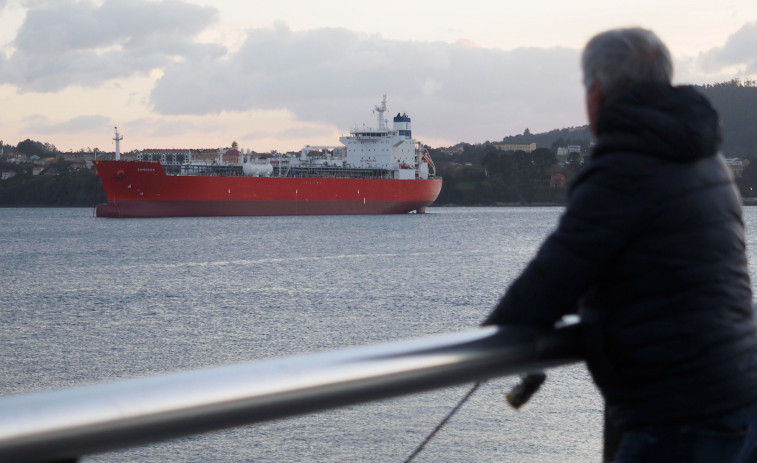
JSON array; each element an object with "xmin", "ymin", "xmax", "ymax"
[{"xmin": 614, "ymin": 406, "xmax": 757, "ymax": 463}]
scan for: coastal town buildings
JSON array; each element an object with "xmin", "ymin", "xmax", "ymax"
[{"xmin": 494, "ymin": 142, "xmax": 537, "ymax": 153}]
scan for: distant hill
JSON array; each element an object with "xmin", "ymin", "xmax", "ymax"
[
  {"xmin": 492, "ymin": 79, "xmax": 757, "ymax": 158},
  {"xmin": 428, "ymin": 79, "xmax": 757, "ymax": 205},
  {"xmin": 500, "ymin": 126, "xmax": 592, "ymax": 154}
]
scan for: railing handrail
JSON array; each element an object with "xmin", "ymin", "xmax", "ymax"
[{"xmin": 0, "ymin": 323, "xmax": 582, "ymax": 463}]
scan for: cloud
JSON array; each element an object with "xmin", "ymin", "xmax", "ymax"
[
  {"xmin": 0, "ymin": 0, "xmax": 221, "ymax": 92},
  {"xmin": 275, "ymin": 125, "xmax": 337, "ymax": 139},
  {"xmin": 24, "ymin": 114, "xmax": 112, "ymax": 133},
  {"xmin": 697, "ymin": 22, "xmax": 757, "ymax": 75},
  {"xmin": 125, "ymin": 116, "xmax": 227, "ymax": 138},
  {"xmin": 0, "ymin": 2, "xmax": 589, "ymax": 144},
  {"xmin": 149, "ymin": 24, "xmax": 584, "ymax": 144}
]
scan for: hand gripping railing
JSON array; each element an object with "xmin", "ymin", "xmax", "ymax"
[{"xmin": 0, "ymin": 323, "xmax": 582, "ymax": 463}]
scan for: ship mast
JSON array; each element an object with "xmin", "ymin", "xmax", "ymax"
[
  {"xmin": 375, "ymin": 94, "xmax": 388, "ymax": 131},
  {"xmin": 113, "ymin": 127, "xmax": 123, "ymax": 161}
]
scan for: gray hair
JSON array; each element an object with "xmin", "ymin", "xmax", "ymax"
[{"xmin": 581, "ymin": 27, "xmax": 673, "ymax": 98}]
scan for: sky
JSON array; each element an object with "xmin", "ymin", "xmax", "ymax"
[{"xmin": 0, "ymin": 0, "xmax": 756, "ymax": 154}]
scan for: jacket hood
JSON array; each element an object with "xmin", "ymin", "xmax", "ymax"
[{"xmin": 593, "ymin": 83, "xmax": 721, "ymax": 162}]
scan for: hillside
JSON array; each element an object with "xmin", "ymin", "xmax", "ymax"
[
  {"xmin": 501, "ymin": 126, "xmax": 592, "ymax": 154},
  {"xmin": 429, "ymin": 79, "xmax": 757, "ymax": 205},
  {"xmin": 696, "ymin": 79, "xmax": 757, "ymax": 158},
  {"xmin": 487, "ymin": 79, "xmax": 757, "ymax": 158}
]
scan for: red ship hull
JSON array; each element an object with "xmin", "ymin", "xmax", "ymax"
[{"xmin": 94, "ymin": 161, "xmax": 442, "ymax": 218}]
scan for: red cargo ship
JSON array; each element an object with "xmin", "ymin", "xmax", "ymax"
[{"xmin": 94, "ymin": 96, "xmax": 442, "ymax": 218}]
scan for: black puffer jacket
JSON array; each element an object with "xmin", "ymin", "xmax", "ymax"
[{"xmin": 485, "ymin": 83, "xmax": 757, "ymax": 429}]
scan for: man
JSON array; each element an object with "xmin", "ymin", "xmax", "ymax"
[{"xmin": 484, "ymin": 28, "xmax": 757, "ymax": 462}]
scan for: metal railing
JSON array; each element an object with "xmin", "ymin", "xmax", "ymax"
[{"xmin": 0, "ymin": 323, "xmax": 581, "ymax": 463}]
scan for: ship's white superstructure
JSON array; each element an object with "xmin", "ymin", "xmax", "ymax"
[
  {"xmin": 258, "ymin": 95, "xmax": 435, "ymax": 180},
  {"xmin": 340, "ymin": 95, "xmax": 425, "ymax": 178}
]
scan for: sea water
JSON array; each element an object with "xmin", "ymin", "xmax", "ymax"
[{"xmin": 3, "ymin": 207, "xmax": 757, "ymax": 462}]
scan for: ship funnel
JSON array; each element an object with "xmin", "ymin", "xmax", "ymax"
[{"xmin": 393, "ymin": 113, "xmax": 411, "ymax": 138}]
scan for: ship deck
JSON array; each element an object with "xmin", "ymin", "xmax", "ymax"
[{"xmin": 162, "ymin": 164, "xmax": 434, "ymax": 180}]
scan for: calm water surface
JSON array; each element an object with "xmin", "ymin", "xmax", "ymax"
[{"xmin": 4, "ymin": 206, "xmax": 757, "ymax": 462}]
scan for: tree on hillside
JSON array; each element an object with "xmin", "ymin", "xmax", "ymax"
[
  {"xmin": 44, "ymin": 157, "xmax": 73, "ymax": 174},
  {"xmin": 532, "ymin": 148, "xmax": 557, "ymax": 178},
  {"xmin": 16, "ymin": 139, "xmax": 55, "ymax": 157}
]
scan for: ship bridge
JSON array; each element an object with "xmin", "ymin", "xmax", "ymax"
[
  {"xmin": 349, "ymin": 131, "xmax": 390, "ymax": 138},
  {"xmin": 341, "ymin": 95, "xmax": 420, "ymax": 172}
]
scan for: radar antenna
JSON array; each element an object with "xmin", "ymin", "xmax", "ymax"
[
  {"xmin": 113, "ymin": 127, "xmax": 123, "ymax": 161},
  {"xmin": 375, "ymin": 94, "xmax": 388, "ymax": 131}
]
